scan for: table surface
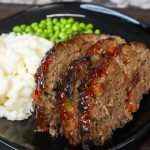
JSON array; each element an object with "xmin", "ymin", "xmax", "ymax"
[{"xmin": 0, "ymin": 2, "xmax": 149, "ymax": 150}]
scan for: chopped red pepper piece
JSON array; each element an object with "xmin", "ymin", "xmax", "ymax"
[
  {"xmin": 126, "ymin": 101, "xmax": 137, "ymax": 112},
  {"xmin": 108, "ymin": 46, "xmax": 117, "ymax": 54}
]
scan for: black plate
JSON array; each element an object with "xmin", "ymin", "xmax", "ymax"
[{"xmin": 0, "ymin": 2, "xmax": 150, "ymax": 150}]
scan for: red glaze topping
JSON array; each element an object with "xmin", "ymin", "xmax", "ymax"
[
  {"xmin": 59, "ymin": 60, "xmax": 87, "ymax": 120},
  {"xmin": 58, "ymin": 58, "xmax": 90, "ymax": 144},
  {"xmin": 78, "ymin": 64, "xmax": 109, "ymax": 138},
  {"xmin": 34, "ymin": 49, "xmax": 55, "ymax": 102},
  {"xmin": 34, "ymin": 49, "xmax": 55, "ymax": 132},
  {"xmin": 85, "ymin": 42, "xmax": 102, "ymax": 56},
  {"xmin": 78, "ymin": 41, "xmax": 119, "ymax": 140},
  {"xmin": 35, "ymin": 107, "xmax": 48, "ymax": 132}
]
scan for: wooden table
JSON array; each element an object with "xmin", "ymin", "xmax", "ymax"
[{"xmin": 0, "ymin": 2, "xmax": 149, "ymax": 150}]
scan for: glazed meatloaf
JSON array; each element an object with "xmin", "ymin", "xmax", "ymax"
[
  {"xmin": 34, "ymin": 34, "xmax": 124, "ymax": 133},
  {"xmin": 33, "ymin": 34, "xmax": 150, "ymax": 146}
]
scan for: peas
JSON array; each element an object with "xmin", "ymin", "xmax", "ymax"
[
  {"xmin": 86, "ymin": 23, "xmax": 93, "ymax": 29},
  {"xmin": 39, "ymin": 23, "xmax": 46, "ymax": 29},
  {"xmin": 65, "ymin": 23, "xmax": 71, "ymax": 29},
  {"xmin": 13, "ymin": 26, "xmax": 21, "ymax": 33},
  {"xmin": 66, "ymin": 28, "xmax": 73, "ymax": 35},
  {"xmin": 79, "ymin": 23, "xmax": 86, "ymax": 29},
  {"xmin": 25, "ymin": 26, "xmax": 32, "ymax": 33},
  {"xmin": 41, "ymin": 32, "xmax": 48, "ymax": 38},
  {"xmin": 20, "ymin": 24, "xmax": 26, "ymax": 30},
  {"xmin": 72, "ymin": 23, "xmax": 78, "ymax": 32},
  {"xmin": 40, "ymin": 20, "xmax": 46, "ymax": 25},
  {"xmin": 12, "ymin": 17, "xmax": 102, "ymax": 43},
  {"xmin": 95, "ymin": 29, "xmax": 101, "ymax": 34},
  {"xmin": 60, "ymin": 18, "xmax": 67, "ymax": 24},
  {"xmin": 52, "ymin": 18, "xmax": 58, "ymax": 24},
  {"xmin": 31, "ymin": 22, "xmax": 38, "ymax": 28},
  {"xmin": 54, "ymin": 25, "xmax": 60, "ymax": 31},
  {"xmin": 50, "ymin": 36, "xmax": 57, "ymax": 43},
  {"xmin": 67, "ymin": 18, "xmax": 74, "ymax": 23},
  {"xmin": 84, "ymin": 30, "xmax": 93, "ymax": 34}
]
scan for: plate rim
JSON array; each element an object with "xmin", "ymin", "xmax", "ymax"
[{"xmin": 0, "ymin": 2, "xmax": 149, "ymax": 150}]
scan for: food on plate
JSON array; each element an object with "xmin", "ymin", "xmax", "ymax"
[
  {"xmin": 34, "ymin": 33, "xmax": 116, "ymax": 131},
  {"xmin": 12, "ymin": 17, "xmax": 101, "ymax": 42},
  {"xmin": 0, "ymin": 33, "xmax": 53, "ymax": 120},
  {"xmin": 33, "ymin": 33, "xmax": 150, "ymax": 145}
]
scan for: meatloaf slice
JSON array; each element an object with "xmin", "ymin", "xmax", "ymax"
[
  {"xmin": 33, "ymin": 34, "xmax": 124, "ymax": 135},
  {"xmin": 57, "ymin": 38, "xmax": 125, "ymax": 145},
  {"xmin": 114, "ymin": 42, "xmax": 150, "ymax": 112},
  {"xmin": 57, "ymin": 39, "xmax": 150, "ymax": 145},
  {"xmin": 78, "ymin": 42, "xmax": 150, "ymax": 145}
]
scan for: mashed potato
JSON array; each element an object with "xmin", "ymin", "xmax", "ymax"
[{"xmin": 0, "ymin": 33, "xmax": 53, "ymax": 120}]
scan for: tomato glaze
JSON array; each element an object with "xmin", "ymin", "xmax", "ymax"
[
  {"xmin": 34, "ymin": 49, "xmax": 55, "ymax": 101},
  {"xmin": 59, "ymin": 57, "xmax": 90, "ymax": 121},
  {"xmin": 78, "ymin": 43, "xmax": 117, "ymax": 140},
  {"xmin": 35, "ymin": 107, "xmax": 48, "ymax": 132},
  {"xmin": 34, "ymin": 48, "xmax": 55, "ymax": 131},
  {"xmin": 57, "ymin": 57, "xmax": 90, "ymax": 144}
]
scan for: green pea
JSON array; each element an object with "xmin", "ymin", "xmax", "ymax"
[
  {"xmin": 21, "ymin": 31, "xmax": 26, "ymax": 34},
  {"xmin": 32, "ymin": 26, "xmax": 39, "ymax": 32},
  {"xmin": 59, "ymin": 32, "xmax": 68, "ymax": 40},
  {"xmin": 86, "ymin": 23, "xmax": 93, "ymax": 29},
  {"xmin": 52, "ymin": 18, "xmax": 58, "ymax": 24},
  {"xmin": 13, "ymin": 26, "xmax": 21, "ymax": 33},
  {"xmin": 79, "ymin": 23, "xmax": 86, "ymax": 29},
  {"xmin": 95, "ymin": 29, "xmax": 101, "ymax": 34},
  {"xmin": 65, "ymin": 23, "xmax": 71, "ymax": 29},
  {"xmin": 46, "ymin": 18, "xmax": 52, "ymax": 22},
  {"xmin": 54, "ymin": 25, "xmax": 60, "ymax": 31},
  {"xmin": 35, "ymin": 32, "xmax": 41, "ymax": 36},
  {"xmin": 20, "ymin": 24, "xmax": 26, "ymax": 30},
  {"xmin": 47, "ymin": 24, "xmax": 53, "ymax": 30},
  {"xmin": 47, "ymin": 28, "xmax": 54, "ymax": 34},
  {"xmin": 36, "ymin": 28, "xmax": 43, "ymax": 34},
  {"xmin": 44, "ymin": 29, "xmax": 49, "ymax": 34},
  {"xmin": 74, "ymin": 21, "xmax": 79, "ymax": 25},
  {"xmin": 66, "ymin": 28, "xmax": 73, "ymax": 35},
  {"xmin": 46, "ymin": 18, "xmax": 53, "ymax": 25},
  {"xmin": 72, "ymin": 23, "xmax": 78, "ymax": 32},
  {"xmin": 29, "ymin": 31, "xmax": 34, "ymax": 35},
  {"xmin": 25, "ymin": 26, "xmax": 32, "ymax": 33},
  {"xmin": 67, "ymin": 18, "xmax": 74, "ymax": 24},
  {"xmin": 41, "ymin": 32, "xmax": 48, "ymax": 38},
  {"xmin": 39, "ymin": 22, "xmax": 46, "ymax": 29},
  {"xmin": 84, "ymin": 29, "xmax": 93, "ymax": 34},
  {"xmin": 48, "ymin": 33, "xmax": 54, "ymax": 38},
  {"xmin": 60, "ymin": 18, "xmax": 67, "ymax": 24},
  {"xmin": 50, "ymin": 36, "xmax": 57, "ymax": 43},
  {"xmin": 40, "ymin": 20, "xmax": 46, "ymax": 25},
  {"xmin": 61, "ymin": 28, "xmax": 66, "ymax": 32},
  {"xmin": 31, "ymin": 22, "xmax": 38, "ymax": 28}
]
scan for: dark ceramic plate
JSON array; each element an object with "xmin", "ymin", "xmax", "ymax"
[{"xmin": 0, "ymin": 2, "xmax": 150, "ymax": 150}]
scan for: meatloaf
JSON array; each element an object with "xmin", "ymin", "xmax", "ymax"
[{"xmin": 33, "ymin": 34, "xmax": 150, "ymax": 146}]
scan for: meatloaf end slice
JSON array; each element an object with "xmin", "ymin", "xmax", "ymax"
[
  {"xmin": 89, "ymin": 42, "xmax": 150, "ymax": 145},
  {"xmin": 114, "ymin": 42, "xmax": 150, "ymax": 113}
]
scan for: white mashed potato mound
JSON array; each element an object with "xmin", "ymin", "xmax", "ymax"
[{"xmin": 0, "ymin": 33, "xmax": 53, "ymax": 120}]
